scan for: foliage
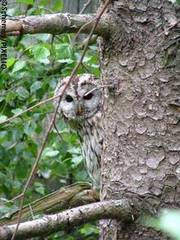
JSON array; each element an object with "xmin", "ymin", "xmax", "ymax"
[
  {"xmin": 0, "ymin": 0, "xmax": 99, "ymax": 238},
  {"xmin": 146, "ymin": 210, "xmax": 180, "ymax": 240},
  {"xmin": 169, "ymin": 0, "xmax": 180, "ymax": 4}
]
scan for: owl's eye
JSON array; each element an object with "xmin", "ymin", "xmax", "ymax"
[
  {"xmin": 83, "ymin": 92, "xmax": 93, "ymax": 100},
  {"xmin": 65, "ymin": 95, "xmax": 73, "ymax": 102}
]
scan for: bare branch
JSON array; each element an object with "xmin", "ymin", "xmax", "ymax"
[
  {"xmin": 0, "ymin": 13, "xmax": 110, "ymax": 37},
  {"xmin": 0, "ymin": 200, "xmax": 133, "ymax": 240}
]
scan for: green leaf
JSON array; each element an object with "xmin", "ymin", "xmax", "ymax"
[
  {"xmin": 31, "ymin": 46, "xmax": 50, "ymax": 64},
  {"xmin": 11, "ymin": 108, "xmax": 24, "ymax": 115},
  {"xmin": 7, "ymin": 58, "xmax": 15, "ymax": 68},
  {"xmin": 146, "ymin": 210, "xmax": 180, "ymax": 240},
  {"xmin": 35, "ymin": 34, "xmax": 50, "ymax": 42},
  {"xmin": 30, "ymin": 81, "xmax": 42, "ymax": 93},
  {"xmin": 51, "ymin": 0, "xmax": 63, "ymax": 11},
  {"xmin": 39, "ymin": 0, "xmax": 49, "ymax": 5},
  {"xmin": 0, "ymin": 115, "xmax": 7, "ymax": 123},
  {"xmin": 0, "ymin": 96, "xmax": 5, "ymax": 102},
  {"xmin": 43, "ymin": 148, "xmax": 59, "ymax": 157},
  {"xmin": 82, "ymin": 56, "xmax": 92, "ymax": 63},
  {"xmin": 5, "ymin": 91, "xmax": 16, "ymax": 103},
  {"xmin": 16, "ymin": 0, "xmax": 34, "ymax": 4},
  {"xmin": 15, "ymin": 159, "xmax": 30, "ymax": 178},
  {"xmin": 16, "ymin": 87, "xmax": 29, "ymax": 100},
  {"xmin": 71, "ymin": 155, "xmax": 83, "ymax": 167},
  {"xmin": 0, "ymin": 198, "xmax": 18, "ymax": 218},
  {"xmin": 57, "ymin": 59, "xmax": 74, "ymax": 64},
  {"xmin": 12, "ymin": 60, "xmax": 26, "ymax": 73},
  {"xmin": 0, "ymin": 131, "xmax": 7, "ymax": 143},
  {"xmin": 159, "ymin": 211, "xmax": 180, "ymax": 240},
  {"xmin": 24, "ymin": 121, "xmax": 36, "ymax": 136},
  {"xmin": 34, "ymin": 182, "xmax": 45, "ymax": 195},
  {"xmin": 55, "ymin": 43, "xmax": 72, "ymax": 59},
  {"xmin": 79, "ymin": 223, "xmax": 99, "ymax": 236}
]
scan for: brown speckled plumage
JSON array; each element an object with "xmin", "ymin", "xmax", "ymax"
[{"xmin": 54, "ymin": 74, "xmax": 103, "ymax": 187}]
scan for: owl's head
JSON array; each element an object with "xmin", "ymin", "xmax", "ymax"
[{"xmin": 54, "ymin": 74, "xmax": 102, "ymax": 121}]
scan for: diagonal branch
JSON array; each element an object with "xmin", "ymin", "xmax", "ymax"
[{"xmin": 0, "ymin": 199, "xmax": 134, "ymax": 240}]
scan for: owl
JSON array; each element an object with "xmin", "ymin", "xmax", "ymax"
[{"xmin": 54, "ymin": 74, "xmax": 103, "ymax": 187}]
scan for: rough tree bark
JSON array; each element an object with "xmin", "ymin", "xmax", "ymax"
[{"xmin": 100, "ymin": 0, "xmax": 180, "ymax": 239}]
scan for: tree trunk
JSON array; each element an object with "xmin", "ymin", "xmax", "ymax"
[{"xmin": 100, "ymin": 0, "xmax": 180, "ymax": 239}]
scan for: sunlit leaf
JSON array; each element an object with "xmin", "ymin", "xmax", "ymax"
[
  {"xmin": 11, "ymin": 108, "xmax": 24, "ymax": 115},
  {"xmin": 34, "ymin": 182, "xmax": 45, "ymax": 195},
  {"xmin": 159, "ymin": 210, "xmax": 180, "ymax": 240},
  {"xmin": 31, "ymin": 46, "xmax": 50, "ymax": 64},
  {"xmin": 43, "ymin": 148, "xmax": 59, "ymax": 157},
  {"xmin": 16, "ymin": 87, "xmax": 30, "ymax": 100},
  {"xmin": 0, "ymin": 115, "xmax": 7, "ymax": 123},
  {"xmin": 16, "ymin": 0, "xmax": 34, "ymax": 4},
  {"xmin": 30, "ymin": 81, "xmax": 42, "ymax": 93},
  {"xmin": 12, "ymin": 60, "xmax": 26, "ymax": 73},
  {"xmin": 7, "ymin": 58, "xmax": 15, "ymax": 68}
]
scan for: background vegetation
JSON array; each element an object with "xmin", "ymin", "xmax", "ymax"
[{"xmin": 0, "ymin": 0, "xmax": 179, "ymax": 239}]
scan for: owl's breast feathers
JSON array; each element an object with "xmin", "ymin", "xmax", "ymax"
[{"xmin": 76, "ymin": 112, "xmax": 103, "ymax": 187}]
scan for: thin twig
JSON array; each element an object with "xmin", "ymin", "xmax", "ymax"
[
  {"xmin": 72, "ymin": 0, "xmax": 98, "ymax": 45},
  {"xmin": 84, "ymin": 84, "xmax": 112, "ymax": 96},
  {"xmin": 53, "ymin": 122, "xmax": 63, "ymax": 141},
  {"xmin": 72, "ymin": 19, "xmax": 94, "ymax": 45},
  {"xmin": 0, "ymin": 95, "xmax": 58, "ymax": 125},
  {"xmin": 80, "ymin": 0, "xmax": 93, "ymax": 14},
  {"xmin": 10, "ymin": 1, "xmax": 111, "ymax": 239}
]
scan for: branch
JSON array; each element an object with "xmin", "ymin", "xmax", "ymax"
[
  {"xmin": 0, "ymin": 183, "xmax": 98, "ymax": 226},
  {"xmin": 0, "ymin": 13, "xmax": 110, "ymax": 37},
  {"xmin": 0, "ymin": 200, "xmax": 133, "ymax": 240}
]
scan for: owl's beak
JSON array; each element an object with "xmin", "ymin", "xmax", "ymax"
[{"xmin": 76, "ymin": 103, "xmax": 84, "ymax": 116}]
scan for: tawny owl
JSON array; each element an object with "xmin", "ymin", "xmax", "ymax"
[{"xmin": 54, "ymin": 74, "xmax": 103, "ymax": 187}]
